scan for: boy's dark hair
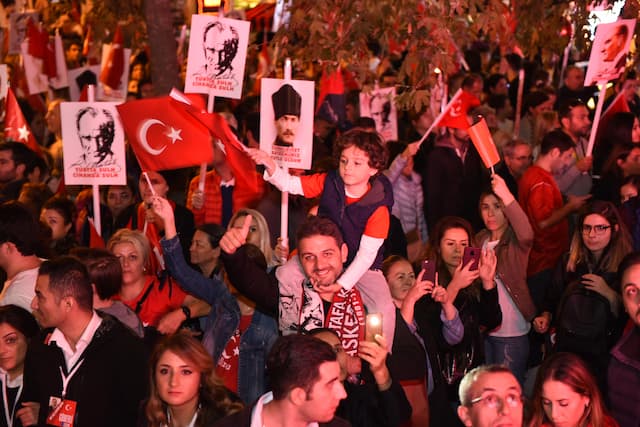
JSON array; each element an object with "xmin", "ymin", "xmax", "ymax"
[
  {"xmin": 39, "ymin": 256, "xmax": 93, "ymax": 311},
  {"xmin": 267, "ymin": 334, "xmax": 337, "ymax": 400},
  {"xmin": 0, "ymin": 201, "xmax": 40, "ymax": 256},
  {"xmin": 333, "ymin": 128, "xmax": 388, "ymax": 172},
  {"xmin": 296, "ymin": 216, "xmax": 344, "ymax": 248},
  {"xmin": 70, "ymin": 248, "xmax": 122, "ymax": 300},
  {"xmin": 540, "ymin": 129, "xmax": 575, "ymax": 156}
]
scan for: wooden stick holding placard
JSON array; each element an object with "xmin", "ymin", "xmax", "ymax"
[
  {"xmin": 198, "ymin": 6, "xmax": 226, "ymax": 195},
  {"xmin": 513, "ymin": 68, "xmax": 525, "ymax": 139},
  {"xmin": 86, "ymin": 84, "xmax": 102, "ymax": 237},
  {"xmin": 279, "ymin": 58, "xmax": 292, "ymax": 252},
  {"xmin": 586, "ymin": 82, "xmax": 607, "ymax": 157}
]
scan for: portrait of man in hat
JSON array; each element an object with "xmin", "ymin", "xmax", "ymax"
[{"xmin": 272, "ymin": 83, "xmax": 302, "ymax": 147}]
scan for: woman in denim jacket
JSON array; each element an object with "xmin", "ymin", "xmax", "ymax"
[{"xmin": 152, "ymin": 196, "xmax": 278, "ymax": 404}]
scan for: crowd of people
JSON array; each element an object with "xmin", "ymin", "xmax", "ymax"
[{"xmin": 1, "ymin": 5, "xmax": 640, "ymax": 427}]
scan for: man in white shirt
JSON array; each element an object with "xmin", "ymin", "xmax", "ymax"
[
  {"xmin": 0, "ymin": 202, "xmax": 43, "ymax": 311},
  {"xmin": 18, "ymin": 257, "xmax": 147, "ymax": 427},
  {"xmin": 213, "ymin": 334, "xmax": 349, "ymax": 427}
]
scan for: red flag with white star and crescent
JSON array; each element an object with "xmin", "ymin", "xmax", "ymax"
[
  {"xmin": 4, "ymin": 87, "xmax": 42, "ymax": 155},
  {"xmin": 438, "ymin": 90, "xmax": 481, "ymax": 130},
  {"xmin": 116, "ymin": 96, "xmax": 214, "ymax": 171}
]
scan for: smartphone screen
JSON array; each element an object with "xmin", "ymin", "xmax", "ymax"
[
  {"xmin": 421, "ymin": 259, "xmax": 436, "ymax": 283},
  {"xmin": 365, "ymin": 313, "xmax": 383, "ymax": 342},
  {"xmin": 462, "ymin": 247, "xmax": 481, "ymax": 271}
]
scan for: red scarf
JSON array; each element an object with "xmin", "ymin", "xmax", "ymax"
[{"xmin": 325, "ymin": 288, "xmax": 366, "ymax": 356}]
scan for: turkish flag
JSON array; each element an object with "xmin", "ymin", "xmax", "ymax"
[
  {"xmin": 116, "ymin": 96, "xmax": 214, "ymax": 171},
  {"xmin": 169, "ymin": 88, "xmax": 262, "ymax": 196},
  {"xmin": 4, "ymin": 87, "xmax": 42, "ymax": 155},
  {"xmin": 42, "ymin": 37, "xmax": 57, "ymax": 79},
  {"xmin": 438, "ymin": 90, "xmax": 480, "ymax": 130},
  {"xmin": 100, "ymin": 26, "xmax": 124, "ymax": 89}
]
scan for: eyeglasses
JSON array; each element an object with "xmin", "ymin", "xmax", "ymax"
[
  {"xmin": 581, "ymin": 224, "xmax": 612, "ymax": 235},
  {"xmin": 470, "ymin": 393, "xmax": 523, "ymax": 409}
]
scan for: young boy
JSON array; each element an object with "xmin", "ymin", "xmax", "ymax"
[{"xmin": 249, "ymin": 129, "xmax": 396, "ymax": 347}]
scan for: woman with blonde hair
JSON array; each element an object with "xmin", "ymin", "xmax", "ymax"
[
  {"xmin": 143, "ymin": 332, "xmax": 242, "ymax": 427},
  {"xmin": 107, "ymin": 229, "xmax": 209, "ymax": 335},
  {"xmin": 529, "ymin": 352, "xmax": 617, "ymax": 427}
]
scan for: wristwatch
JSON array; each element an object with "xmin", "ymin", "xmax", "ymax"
[{"xmin": 181, "ymin": 305, "xmax": 191, "ymax": 321}]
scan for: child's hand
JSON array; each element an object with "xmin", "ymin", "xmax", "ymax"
[{"xmin": 247, "ymin": 148, "xmax": 277, "ymax": 175}]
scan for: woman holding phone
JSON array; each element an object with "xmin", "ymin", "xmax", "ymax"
[
  {"xmin": 475, "ymin": 174, "xmax": 537, "ymax": 384},
  {"xmin": 416, "ymin": 215, "xmax": 500, "ymax": 402},
  {"xmin": 382, "ymin": 255, "xmax": 463, "ymax": 426}
]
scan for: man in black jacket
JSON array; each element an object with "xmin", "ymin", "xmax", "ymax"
[{"xmin": 19, "ymin": 256, "xmax": 147, "ymax": 427}]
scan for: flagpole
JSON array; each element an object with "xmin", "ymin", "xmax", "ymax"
[
  {"xmin": 586, "ymin": 81, "xmax": 608, "ymax": 157},
  {"xmin": 87, "ymin": 84, "xmax": 102, "ymax": 238},
  {"xmin": 513, "ymin": 68, "xmax": 525, "ymax": 140},
  {"xmin": 199, "ymin": 90, "xmax": 215, "ymax": 193},
  {"xmin": 279, "ymin": 58, "xmax": 292, "ymax": 255},
  {"xmin": 417, "ymin": 88, "xmax": 463, "ymax": 148}
]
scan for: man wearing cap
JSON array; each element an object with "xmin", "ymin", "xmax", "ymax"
[{"xmin": 272, "ymin": 83, "xmax": 302, "ymax": 147}]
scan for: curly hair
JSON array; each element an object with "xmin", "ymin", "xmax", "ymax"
[
  {"xmin": 145, "ymin": 332, "xmax": 242, "ymax": 427},
  {"xmin": 333, "ymin": 128, "xmax": 388, "ymax": 172}
]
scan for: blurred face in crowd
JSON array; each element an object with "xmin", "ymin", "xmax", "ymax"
[
  {"xmin": 550, "ymin": 148, "xmax": 576, "ymax": 175},
  {"xmin": 504, "ymin": 144, "xmax": 532, "ymax": 179},
  {"xmin": 0, "ymin": 149, "xmax": 19, "ymax": 184},
  {"xmin": 313, "ymin": 331, "xmax": 349, "ymax": 381},
  {"xmin": 620, "ymin": 182, "xmax": 638, "ymax": 204},
  {"xmin": 155, "ymin": 350, "xmax": 201, "ymax": 410},
  {"xmin": 564, "ymin": 68, "xmax": 585, "ymax": 91},
  {"xmin": 581, "ymin": 214, "xmax": 612, "ymax": 259},
  {"xmin": 621, "ymin": 263, "xmax": 640, "ymax": 327},
  {"xmin": 491, "ymin": 77, "xmax": 509, "ymax": 96},
  {"xmin": 0, "ymin": 322, "xmax": 28, "ymax": 379},
  {"xmin": 32, "ymin": 275, "xmax": 64, "ymax": 329},
  {"xmin": 298, "ymin": 234, "xmax": 347, "ymax": 290},
  {"xmin": 457, "ymin": 371, "xmax": 523, "ymax": 427},
  {"xmin": 41, "ymin": 208, "xmax": 72, "ymax": 241},
  {"xmin": 562, "ymin": 105, "xmax": 591, "ymax": 140},
  {"xmin": 618, "ymin": 147, "xmax": 640, "ymax": 177},
  {"xmin": 439, "ymin": 227, "xmax": 470, "ymax": 271},
  {"xmin": 107, "ymin": 185, "xmax": 134, "ymax": 218},
  {"xmin": 541, "ymin": 380, "xmax": 589, "ymax": 427},
  {"xmin": 139, "ymin": 171, "xmax": 169, "ymax": 200},
  {"xmin": 112, "ymin": 242, "xmax": 146, "ymax": 286},
  {"xmin": 480, "ymin": 194, "xmax": 508, "ymax": 237},
  {"xmin": 45, "ymin": 101, "xmax": 62, "ymax": 135},
  {"xmin": 384, "ymin": 259, "xmax": 415, "ymax": 305},
  {"xmin": 189, "ymin": 230, "xmax": 220, "ymax": 270}
]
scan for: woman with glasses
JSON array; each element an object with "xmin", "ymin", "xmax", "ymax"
[
  {"xmin": 538, "ymin": 201, "xmax": 631, "ymax": 387},
  {"xmin": 529, "ymin": 352, "xmax": 617, "ymax": 427}
]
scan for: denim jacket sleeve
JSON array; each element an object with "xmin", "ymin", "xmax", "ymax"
[{"xmin": 161, "ymin": 235, "xmax": 228, "ymax": 304}]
